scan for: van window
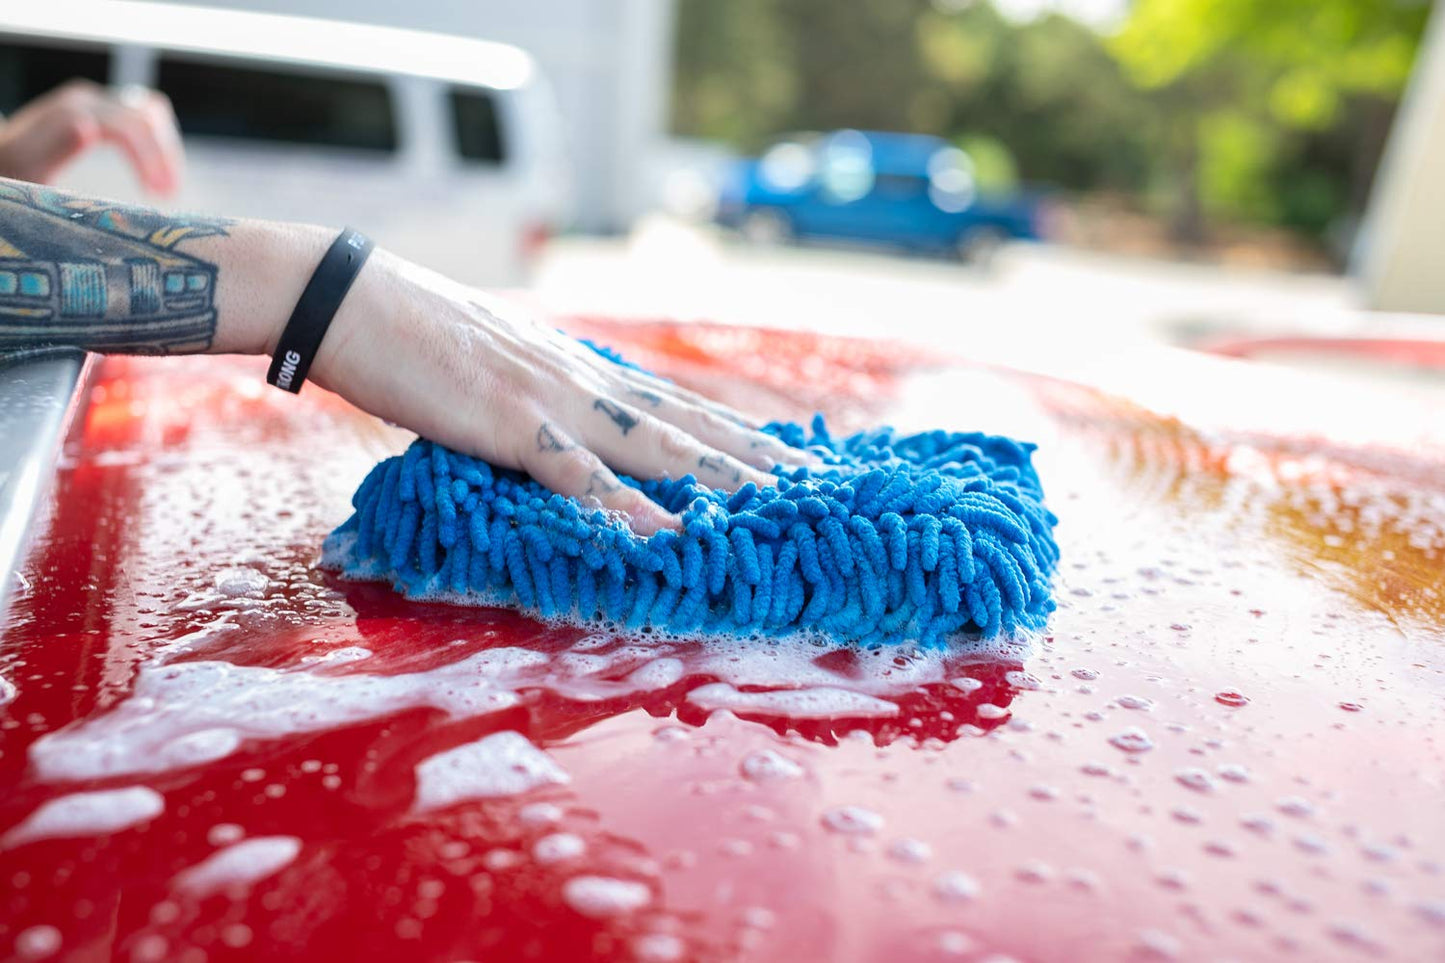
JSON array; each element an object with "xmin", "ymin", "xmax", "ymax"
[
  {"xmin": 450, "ymin": 87, "xmax": 505, "ymax": 165},
  {"xmin": 157, "ymin": 57, "xmax": 397, "ymax": 152},
  {"xmin": 0, "ymin": 41, "xmax": 111, "ymax": 114}
]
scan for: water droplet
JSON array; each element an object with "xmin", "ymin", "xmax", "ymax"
[
  {"xmin": 1071, "ymin": 667, "xmax": 1099, "ymax": 681},
  {"xmin": 741, "ymin": 907, "xmax": 776, "ymax": 930},
  {"xmin": 632, "ymin": 933, "xmax": 685, "ymax": 962},
  {"xmin": 1016, "ymin": 859, "xmax": 1055, "ymax": 884},
  {"xmin": 1174, "ymin": 768, "xmax": 1214, "ymax": 793},
  {"xmin": 1275, "ymin": 796, "xmax": 1314, "ymax": 818},
  {"xmin": 1215, "ymin": 689, "xmax": 1249, "ymax": 708},
  {"xmin": 821, "ymin": 806, "xmax": 883, "ymax": 836},
  {"xmin": 887, "ymin": 838, "xmax": 932, "ymax": 864},
  {"xmin": 740, "ymin": 749, "xmax": 805, "ymax": 782},
  {"xmin": 1338, "ymin": 701, "xmax": 1364, "ymax": 713},
  {"xmin": 518, "ymin": 802, "xmax": 564, "ymax": 826},
  {"xmin": 1216, "ymin": 763, "xmax": 1250, "ymax": 783},
  {"xmin": 1109, "ymin": 727, "xmax": 1154, "ymax": 753},
  {"xmin": 933, "ymin": 869, "xmax": 980, "ymax": 902},
  {"xmin": 976, "ymin": 703, "xmax": 1010, "ymax": 720},
  {"xmin": 1203, "ymin": 839, "xmax": 1236, "ymax": 858},
  {"xmin": 936, "ymin": 931, "xmax": 975, "ymax": 956},
  {"xmin": 1028, "ymin": 784, "xmax": 1060, "ymax": 801},
  {"xmin": 1171, "ymin": 806, "xmax": 1203, "ymax": 825},
  {"xmin": 533, "ymin": 833, "xmax": 586, "ymax": 864},
  {"xmin": 14, "ymin": 925, "xmax": 62, "ymax": 959},
  {"xmin": 1134, "ymin": 929, "xmax": 1182, "ymax": 960},
  {"xmin": 1240, "ymin": 813, "xmax": 1275, "ymax": 835},
  {"xmin": 1117, "ymin": 694, "xmax": 1154, "ymax": 711}
]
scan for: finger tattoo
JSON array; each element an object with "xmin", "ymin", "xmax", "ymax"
[
  {"xmin": 699, "ymin": 453, "xmax": 742, "ymax": 484},
  {"xmin": 628, "ymin": 387, "xmax": 663, "ymax": 407},
  {"xmin": 537, "ymin": 422, "xmax": 573, "ymax": 453},
  {"xmin": 593, "ymin": 398, "xmax": 639, "ymax": 435},
  {"xmin": 584, "ymin": 470, "xmax": 622, "ymax": 498}
]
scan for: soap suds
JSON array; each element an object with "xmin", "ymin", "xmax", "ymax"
[
  {"xmin": 687, "ymin": 683, "xmax": 900, "ymax": 719},
  {"xmin": 3, "ymin": 786, "xmax": 164, "ymax": 847},
  {"xmin": 412, "ymin": 731, "xmax": 570, "ymax": 813},
  {"xmin": 174, "ymin": 836, "xmax": 301, "ymax": 897},
  {"xmin": 30, "ymin": 648, "xmax": 545, "ymax": 781}
]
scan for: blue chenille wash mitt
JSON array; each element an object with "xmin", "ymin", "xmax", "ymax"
[{"xmin": 323, "ymin": 390, "xmax": 1059, "ymax": 648}]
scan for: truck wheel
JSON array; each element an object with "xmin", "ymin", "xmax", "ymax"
[
  {"xmin": 741, "ymin": 209, "xmax": 792, "ymax": 245},
  {"xmin": 956, "ymin": 226, "xmax": 1007, "ymax": 267}
]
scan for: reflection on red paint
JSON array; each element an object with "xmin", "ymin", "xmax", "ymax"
[{"xmin": 2, "ymin": 324, "xmax": 1444, "ymax": 963}]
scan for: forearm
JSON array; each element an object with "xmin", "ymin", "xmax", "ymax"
[{"xmin": 0, "ymin": 175, "xmax": 325, "ymax": 356}]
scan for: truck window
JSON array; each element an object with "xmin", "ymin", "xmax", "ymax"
[
  {"xmin": 156, "ymin": 57, "xmax": 397, "ymax": 153},
  {"xmin": 0, "ymin": 41, "xmax": 111, "ymax": 114},
  {"xmin": 450, "ymin": 87, "xmax": 505, "ymax": 165}
]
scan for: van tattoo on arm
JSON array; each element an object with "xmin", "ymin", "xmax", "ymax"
[{"xmin": 0, "ymin": 182, "xmax": 230, "ymax": 354}]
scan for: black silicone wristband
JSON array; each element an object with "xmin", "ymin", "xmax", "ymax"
[{"xmin": 266, "ymin": 227, "xmax": 374, "ymax": 394}]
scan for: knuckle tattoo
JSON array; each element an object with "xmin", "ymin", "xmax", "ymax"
[
  {"xmin": 536, "ymin": 422, "xmax": 573, "ymax": 453},
  {"xmin": 584, "ymin": 470, "xmax": 622, "ymax": 498},
  {"xmin": 698, "ymin": 453, "xmax": 743, "ymax": 484},
  {"xmin": 593, "ymin": 398, "xmax": 639, "ymax": 435}
]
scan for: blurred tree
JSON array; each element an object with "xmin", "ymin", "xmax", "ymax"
[
  {"xmin": 1110, "ymin": 0, "xmax": 1431, "ymax": 244},
  {"xmin": 669, "ymin": 0, "xmax": 1431, "ymax": 252}
]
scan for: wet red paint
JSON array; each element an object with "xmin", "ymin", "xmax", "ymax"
[{"xmin": 2, "ymin": 324, "xmax": 1444, "ymax": 962}]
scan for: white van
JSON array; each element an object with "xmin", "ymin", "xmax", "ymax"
[{"xmin": 0, "ymin": 0, "xmax": 571, "ymax": 286}]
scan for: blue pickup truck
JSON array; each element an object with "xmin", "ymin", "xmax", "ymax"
[{"xmin": 715, "ymin": 129, "xmax": 1045, "ymax": 262}]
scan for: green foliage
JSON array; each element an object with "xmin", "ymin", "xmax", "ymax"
[
  {"xmin": 956, "ymin": 133, "xmax": 1019, "ymax": 193},
  {"xmin": 669, "ymin": 0, "xmax": 1431, "ymax": 243}
]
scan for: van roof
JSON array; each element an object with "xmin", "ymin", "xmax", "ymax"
[{"xmin": 0, "ymin": 0, "xmax": 534, "ymax": 91}]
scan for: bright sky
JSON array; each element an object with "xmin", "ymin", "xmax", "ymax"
[{"xmin": 989, "ymin": 0, "xmax": 1129, "ymax": 29}]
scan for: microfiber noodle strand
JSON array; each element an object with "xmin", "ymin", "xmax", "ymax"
[{"xmin": 323, "ymin": 350, "xmax": 1059, "ymax": 648}]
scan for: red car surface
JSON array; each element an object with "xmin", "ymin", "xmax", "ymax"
[{"xmin": 1, "ymin": 319, "xmax": 1442, "ymax": 962}]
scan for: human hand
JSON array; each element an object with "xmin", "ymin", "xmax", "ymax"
[
  {"xmin": 302, "ymin": 249, "xmax": 813, "ymax": 535},
  {"xmin": 0, "ymin": 80, "xmax": 183, "ymax": 194}
]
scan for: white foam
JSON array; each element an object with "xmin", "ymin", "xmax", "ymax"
[
  {"xmin": 3, "ymin": 787, "xmax": 164, "ymax": 847},
  {"xmin": 213, "ymin": 567, "xmax": 270, "ymax": 598},
  {"xmin": 27, "ymin": 604, "xmax": 1031, "ymax": 788},
  {"xmin": 412, "ymin": 731, "xmax": 570, "ymax": 813},
  {"xmin": 29, "ymin": 648, "xmax": 547, "ymax": 781},
  {"xmin": 175, "ymin": 836, "xmax": 301, "ymax": 898},
  {"xmin": 688, "ymin": 683, "xmax": 900, "ymax": 719},
  {"xmin": 561, "ymin": 875, "xmax": 652, "ymax": 918},
  {"xmin": 0, "ymin": 674, "xmax": 15, "ymax": 707}
]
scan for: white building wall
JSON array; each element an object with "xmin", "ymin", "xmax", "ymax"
[
  {"xmin": 157, "ymin": 0, "xmax": 675, "ymax": 233},
  {"xmin": 1358, "ymin": 6, "xmax": 1445, "ymax": 314}
]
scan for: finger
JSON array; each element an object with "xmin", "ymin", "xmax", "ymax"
[
  {"xmin": 620, "ymin": 388, "xmax": 807, "ymax": 472},
  {"xmin": 137, "ymin": 91, "xmax": 185, "ymax": 194},
  {"xmin": 521, "ymin": 422, "xmax": 678, "ymax": 537},
  {"xmin": 96, "ymin": 100, "xmax": 177, "ymax": 195},
  {"xmin": 608, "ymin": 370, "xmax": 823, "ymax": 470},
  {"xmin": 613, "ymin": 369, "xmax": 760, "ymax": 429},
  {"xmin": 581, "ymin": 397, "xmax": 773, "ymax": 492}
]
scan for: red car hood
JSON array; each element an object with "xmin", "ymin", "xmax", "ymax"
[{"xmin": 1, "ymin": 319, "xmax": 1442, "ymax": 963}]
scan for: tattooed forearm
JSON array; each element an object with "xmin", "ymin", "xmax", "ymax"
[
  {"xmin": 536, "ymin": 422, "xmax": 573, "ymax": 453},
  {"xmin": 593, "ymin": 398, "xmax": 638, "ymax": 435},
  {"xmin": 0, "ymin": 180, "xmax": 229, "ymax": 354}
]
